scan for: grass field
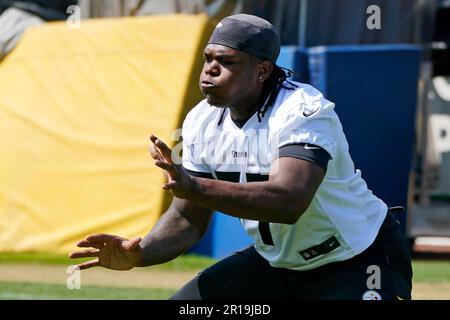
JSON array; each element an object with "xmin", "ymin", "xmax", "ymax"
[
  {"xmin": 0, "ymin": 252, "xmax": 213, "ymax": 300},
  {"xmin": 0, "ymin": 282, "xmax": 174, "ymax": 300},
  {"xmin": 0, "ymin": 252, "xmax": 449, "ymax": 300}
]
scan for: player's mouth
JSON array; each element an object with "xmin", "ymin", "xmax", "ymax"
[{"xmin": 200, "ymin": 80, "xmax": 218, "ymax": 89}]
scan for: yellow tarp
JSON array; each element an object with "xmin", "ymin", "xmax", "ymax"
[{"xmin": 0, "ymin": 14, "xmax": 211, "ymax": 253}]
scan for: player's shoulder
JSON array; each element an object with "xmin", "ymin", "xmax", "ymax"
[
  {"xmin": 274, "ymin": 81, "xmax": 335, "ymax": 118},
  {"xmin": 182, "ymin": 99, "xmax": 221, "ymax": 143},
  {"xmin": 184, "ymin": 99, "xmax": 219, "ymax": 128},
  {"xmin": 267, "ymin": 82, "xmax": 336, "ymax": 131}
]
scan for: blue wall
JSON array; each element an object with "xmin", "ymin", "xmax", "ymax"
[
  {"xmin": 189, "ymin": 212, "xmax": 253, "ymax": 259},
  {"xmin": 308, "ymin": 45, "xmax": 422, "ymax": 228}
]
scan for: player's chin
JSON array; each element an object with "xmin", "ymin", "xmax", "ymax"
[{"xmin": 204, "ymin": 93, "xmax": 228, "ymax": 108}]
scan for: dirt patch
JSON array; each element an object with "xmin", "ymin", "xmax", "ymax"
[
  {"xmin": 0, "ymin": 263, "xmax": 199, "ymax": 289},
  {"xmin": 412, "ymin": 283, "xmax": 450, "ymax": 300}
]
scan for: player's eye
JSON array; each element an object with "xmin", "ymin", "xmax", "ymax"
[
  {"xmin": 203, "ymin": 54, "xmax": 212, "ymax": 63},
  {"xmin": 220, "ymin": 59, "xmax": 235, "ymax": 66}
]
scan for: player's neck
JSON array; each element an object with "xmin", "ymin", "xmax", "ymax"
[{"xmin": 229, "ymin": 86, "xmax": 264, "ymax": 121}]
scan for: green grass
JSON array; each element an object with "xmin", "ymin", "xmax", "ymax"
[
  {"xmin": 0, "ymin": 251, "xmax": 215, "ymax": 300},
  {"xmin": 0, "ymin": 252, "xmax": 216, "ymax": 271},
  {"xmin": 0, "ymin": 252, "xmax": 73, "ymax": 265},
  {"xmin": 1, "ymin": 254, "xmax": 449, "ymax": 300},
  {"xmin": 0, "ymin": 281, "xmax": 175, "ymax": 300},
  {"xmin": 154, "ymin": 254, "xmax": 216, "ymax": 271},
  {"xmin": 2, "ymin": 253, "xmax": 449, "ymax": 277},
  {"xmin": 412, "ymin": 260, "xmax": 450, "ymax": 283}
]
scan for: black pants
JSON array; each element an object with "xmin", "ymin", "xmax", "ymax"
[{"xmin": 171, "ymin": 212, "xmax": 413, "ymax": 300}]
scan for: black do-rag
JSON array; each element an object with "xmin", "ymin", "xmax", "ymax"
[{"xmin": 207, "ymin": 14, "xmax": 281, "ymax": 63}]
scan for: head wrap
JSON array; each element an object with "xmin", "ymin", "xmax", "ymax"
[{"xmin": 207, "ymin": 14, "xmax": 281, "ymax": 63}]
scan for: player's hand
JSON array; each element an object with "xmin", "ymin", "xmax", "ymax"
[
  {"xmin": 149, "ymin": 134, "xmax": 194, "ymax": 199},
  {"xmin": 69, "ymin": 234, "xmax": 143, "ymax": 271}
]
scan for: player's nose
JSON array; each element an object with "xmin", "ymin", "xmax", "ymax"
[{"xmin": 204, "ymin": 61, "xmax": 220, "ymax": 77}]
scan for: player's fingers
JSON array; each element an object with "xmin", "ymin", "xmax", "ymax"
[
  {"xmin": 162, "ymin": 181, "xmax": 177, "ymax": 190},
  {"xmin": 154, "ymin": 160, "xmax": 177, "ymax": 177},
  {"xmin": 154, "ymin": 160, "xmax": 172, "ymax": 170},
  {"xmin": 77, "ymin": 258, "xmax": 100, "ymax": 270},
  {"xmin": 148, "ymin": 143, "xmax": 164, "ymax": 161},
  {"xmin": 76, "ymin": 240, "xmax": 104, "ymax": 249},
  {"xmin": 123, "ymin": 236, "xmax": 142, "ymax": 250},
  {"xmin": 85, "ymin": 233, "xmax": 107, "ymax": 243},
  {"xmin": 151, "ymin": 136, "xmax": 173, "ymax": 164},
  {"xmin": 86, "ymin": 233, "xmax": 125, "ymax": 243},
  {"xmin": 69, "ymin": 249, "xmax": 99, "ymax": 259}
]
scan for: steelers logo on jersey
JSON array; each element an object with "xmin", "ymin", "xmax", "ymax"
[{"xmin": 362, "ymin": 290, "xmax": 382, "ymax": 300}]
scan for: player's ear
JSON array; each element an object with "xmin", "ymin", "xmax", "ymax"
[{"xmin": 257, "ymin": 60, "xmax": 273, "ymax": 82}]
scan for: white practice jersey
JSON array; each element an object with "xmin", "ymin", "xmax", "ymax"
[{"xmin": 181, "ymin": 81, "xmax": 387, "ymax": 271}]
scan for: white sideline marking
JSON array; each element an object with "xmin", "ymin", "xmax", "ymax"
[
  {"xmin": 415, "ymin": 237, "xmax": 450, "ymax": 246},
  {"xmin": 0, "ymin": 292, "xmax": 80, "ymax": 300}
]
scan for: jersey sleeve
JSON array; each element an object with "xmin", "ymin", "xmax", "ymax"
[
  {"xmin": 273, "ymin": 95, "xmax": 338, "ymax": 160},
  {"xmin": 278, "ymin": 143, "xmax": 331, "ymax": 171}
]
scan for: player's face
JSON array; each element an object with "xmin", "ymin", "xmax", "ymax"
[{"xmin": 199, "ymin": 44, "xmax": 261, "ymax": 108}]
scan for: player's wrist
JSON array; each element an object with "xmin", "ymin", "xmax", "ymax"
[
  {"xmin": 135, "ymin": 246, "xmax": 145, "ymax": 267},
  {"xmin": 136, "ymin": 242, "xmax": 154, "ymax": 267},
  {"xmin": 186, "ymin": 175, "xmax": 200, "ymax": 199}
]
